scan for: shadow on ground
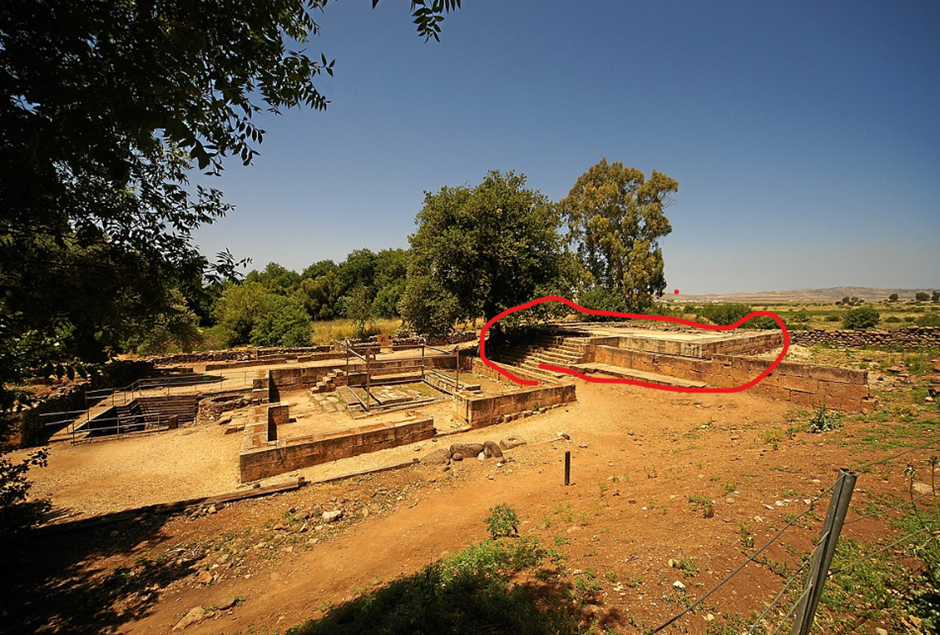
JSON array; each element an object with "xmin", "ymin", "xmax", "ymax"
[
  {"xmin": 0, "ymin": 513, "xmax": 195, "ymax": 635},
  {"xmin": 287, "ymin": 537, "xmax": 625, "ymax": 635}
]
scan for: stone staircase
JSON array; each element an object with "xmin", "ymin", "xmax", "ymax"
[
  {"xmin": 311, "ymin": 369, "xmax": 345, "ymax": 394},
  {"xmin": 493, "ymin": 331, "xmax": 591, "ymax": 380}
]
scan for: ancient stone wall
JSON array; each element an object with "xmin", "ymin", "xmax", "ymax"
[
  {"xmin": 239, "ymin": 407, "xmax": 434, "ymax": 482},
  {"xmin": 149, "ymin": 346, "xmax": 335, "ymax": 366},
  {"xmin": 789, "ymin": 326, "xmax": 940, "ymax": 349},
  {"xmin": 600, "ymin": 332, "xmax": 782, "ymax": 359},
  {"xmin": 593, "ymin": 346, "xmax": 873, "ymax": 412},
  {"xmin": 453, "ymin": 382, "xmax": 577, "ymax": 428}
]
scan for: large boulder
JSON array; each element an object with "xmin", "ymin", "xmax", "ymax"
[
  {"xmin": 421, "ymin": 448, "xmax": 451, "ymax": 465},
  {"xmin": 483, "ymin": 440, "xmax": 503, "ymax": 458},
  {"xmin": 450, "ymin": 443, "xmax": 485, "ymax": 459}
]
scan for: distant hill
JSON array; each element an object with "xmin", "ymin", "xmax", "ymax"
[{"xmin": 671, "ymin": 286, "xmax": 937, "ymax": 304}]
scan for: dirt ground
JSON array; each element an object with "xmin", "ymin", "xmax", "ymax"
[{"xmin": 6, "ymin": 369, "xmax": 938, "ymax": 635}]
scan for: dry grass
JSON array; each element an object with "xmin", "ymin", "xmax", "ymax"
[{"xmin": 310, "ymin": 318, "xmax": 404, "ymax": 345}]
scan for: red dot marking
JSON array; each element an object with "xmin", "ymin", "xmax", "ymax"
[{"xmin": 674, "ymin": 289, "xmax": 679, "ymax": 294}]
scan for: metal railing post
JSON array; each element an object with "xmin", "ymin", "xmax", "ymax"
[{"xmin": 791, "ymin": 468, "xmax": 857, "ymax": 635}]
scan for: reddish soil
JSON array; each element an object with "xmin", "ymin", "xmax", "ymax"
[{"xmin": 6, "ymin": 377, "xmax": 936, "ymax": 635}]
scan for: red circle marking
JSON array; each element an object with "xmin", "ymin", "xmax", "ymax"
[
  {"xmin": 478, "ymin": 295, "xmax": 789, "ymax": 393},
  {"xmin": 674, "ymin": 289, "xmax": 679, "ymax": 294}
]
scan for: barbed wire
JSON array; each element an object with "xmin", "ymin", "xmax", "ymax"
[
  {"xmin": 768, "ymin": 584, "xmax": 812, "ymax": 635},
  {"xmin": 828, "ymin": 527, "xmax": 930, "ymax": 578},
  {"xmin": 843, "ymin": 491, "xmax": 935, "ymax": 526},
  {"xmin": 851, "ymin": 438, "xmax": 939, "ymax": 471},
  {"xmin": 647, "ymin": 482, "xmax": 836, "ymax": 635},
  {"xmin": 746, "ymin": 542, "xmax": 820, "ymax": 635}
]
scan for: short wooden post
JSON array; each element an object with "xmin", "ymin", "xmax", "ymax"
[{"xmin": 564, "ymin": 451, "xmax": 571, "ymax": 486}]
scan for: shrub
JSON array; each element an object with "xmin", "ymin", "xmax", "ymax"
[
  {"xmin": 843, "ymin": 307, "xmax": 880, "ymax": 329},
  {"xmin": 485, "ymin": 503, "xmax": 520, "ymax": 539},
  {"xmin": 808, "ymin": 406, "xmax": 841, "ymax": 433},
  {"xmin": 915, "ymin": 313, "xmax": 940, "ymax": 327},
  {"xmin": 577, "ymin": 287, "xmax": 627, "ymax": 321},
  {"xmin": 825, "ymin": 314, "xmax": 840, "ymax": 322},
  {"xmin": 696, "ymin": 303, "xmax": 754, "ymax": 326},
  {"xmin": 885, "ymin": 316, "xmax": 902, "ymax": 323}
]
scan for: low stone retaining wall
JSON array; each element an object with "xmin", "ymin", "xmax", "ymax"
[
  {"xmin": 790, "ymin": 326, "xmax": 940, "ymax": 349},
  {"xmin": 453, "ymin": 382, "xmax": 576, "ymax": 428},
  {"xmin": 593, "ymin": 346, "xmax": 873, "ymax": 412},
  {"xmin": 239, "ymin": 403, "xmax": 434, "ymax": 482},
  {"xmin": 150, "ymin": 346, "xmax": 335, "ymax": 366},
  {"xmin": 586, "ymin": 331, "xmax": 782, "ymax": 359}
]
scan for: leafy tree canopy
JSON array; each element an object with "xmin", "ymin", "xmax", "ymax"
[
  {"xmin": 0, "ymin": 0, "xmax": 460, "ymax": 380},
  {"xmin": 560, "ymin": 158, "xmax": 678, "ymax": 312},
  {"xmin": 402, "ymin": 170, "xmax": 565, "ymax": 336}
]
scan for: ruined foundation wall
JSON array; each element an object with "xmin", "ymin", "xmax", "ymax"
[
  {"xmin": 593, "ymin": 346, "xmax": 872, "ymax": 412},
  {"xmin": 453, "ymin": 383, "xmax": 576, "ymax": 428},
  {"xmin": 590, "ymin": 332, "xmax": 783, "ymax": 359},
  {"xmin": 239, "ymin": 412, "xmax": 434, "ymax": 482}
]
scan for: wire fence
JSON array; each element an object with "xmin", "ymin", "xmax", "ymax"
[{"xmin": 647, "ymin": 438, "xmax": 940, "ymax": 635}]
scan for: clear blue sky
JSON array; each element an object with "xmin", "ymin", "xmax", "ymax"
[{"xmin": 192, "ymin": 0, "xmax": 940, "ymax": 295}]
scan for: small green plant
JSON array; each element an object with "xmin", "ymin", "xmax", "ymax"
[
  {"xmin": 572, "ymin": 569, "xmax": 603, "ymax": 603},
  {"xmin": 738, "ymin": 521, "xmax": 754, "ymax": 551},
  {"xmin": 554, "ymin": 503, "xmax": 575, "ymax": 522},
  {"xmin": 598, "ymin": 481, "xmax": 608, "ymax": 498},
  {"xmin": 485, "ymin": 503, "xmax": 520, "ymax": 539},
  {"xmin": 688, "ymin": 495, "xmax": 715, "ymax": 519},
  {"xmin": 645, "ymin": 465, "xmax": 658, "ymax": 479},
  {"xmin": 761, "ymin": 428, "xmax": 784, "ymax": 449},
  {"xmin": 552, "ymin": 534, "xmax": 570, "ymax": 546},
  {"xmin": 624, "ymin": 575, "xmax": 645, "ymax": 588},
  {"xmin": 646, "ymin": 497, "xmax": 667, "ymax": 515},
  {"xmin": 722, "ymin": 481, "xmax": 736, "ymax": 495},
  {"xmin": 808, "ymin": 406, "xmax": 841, "ymax": 433},
  {"xmin": 675, "ymin": 555, "xmax": 699, "ymax": 577}
]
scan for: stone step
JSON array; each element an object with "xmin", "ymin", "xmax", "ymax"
[{"xmin": 569, "ymin": 363, "xmax": 707, "ymax": 388}]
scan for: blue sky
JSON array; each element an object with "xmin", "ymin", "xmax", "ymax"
[{"xmin": 192, "ymin": 0, "xmax": 940, "ymax": 295}]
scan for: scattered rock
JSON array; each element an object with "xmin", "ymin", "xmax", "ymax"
[
  {"xmin": 583, "ymin": 603, "xmax": 603, "ymax": 617},
  {"xmin": 172, "ymin": 607, "xmax": 206, "ymax": 631},
  {"xmin": 673, "ymin": 580, "xmax": 686, "ymax": 590},
  {"xmin": 557, "ymin": 432, "xmax": 570, "ymax": 440},
  {"xmin": 216, "ymin": 597, "xmax": 239, "ymax": 611},
  {"xmin": 451, "ymin": 453, "xmax": 463, "ymax": 462},
  {"xmin": 196, "ymin": 570, "xmax": 213, "ymax": 585},
  {"xmin": 477, "ymin": 452, "xmax": 486, "ymax": 462},
  {"xmin": 450, "ymin": 443, "xmax": 484, "ymax": 459},
  {"xmin": 874, "ymin": 629, "xmax": 888, "ymax": 635},
  {"xmin": 705, "ymin": 613, "xmax": 715, "ymax": 622},
  {"xmin": 322, "ymin": 510, "xmax": 343, "ymax": 523},
  {"xmin": 421, "ymin": 448, "xmax": 451, "ymax": 465},
  {"xmin": 499, "ymin": 436, "xmax": 527, "ymax": 450},
  {"xmin": 483, "ymin": 440, "xmax": 503, "ymax": 458},
  {"xmin": 726, "ymin": 498, "xmax": 735, "ymax": 504},
  {"xmin": 913, "ymin": 482, "xmax": 933, "ymax": 495},
  {"xmin": 207, "ymin": 505, "xmax": 217, "ymax": 514}
]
